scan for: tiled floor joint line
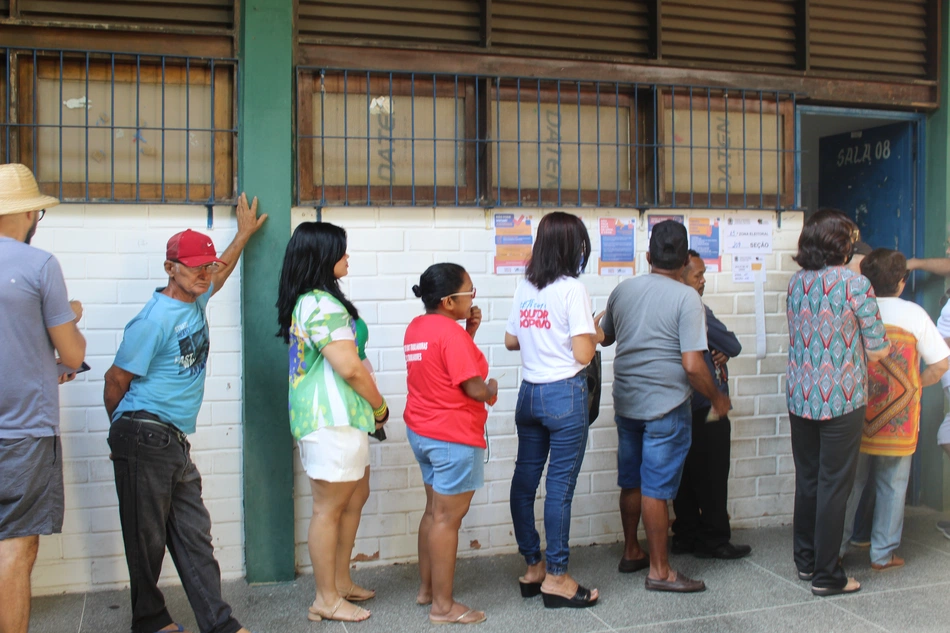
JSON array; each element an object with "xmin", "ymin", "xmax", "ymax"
[
  {"xmin": 76, "ymin": 593, "xmax": 87, "ymax": 633},
  {"xmin": 826, "ymin": 599, "xmax": 892, "ymax": 633},
  {"xmin": 587, "ymin": 608, "xmax": 617, "ymax": 632},
  {"xmin": 610, "ymin": 598, "xmax": 819, "ymax": 631},
  {"xmin": 841, "ymin": 579, "xmax": 950, "ymax": 598},
  {"xmin": 903, "ymin": 535, "xmax": 950, "ymax": 558},
  {"xmin": 741, "ymin": 558, "xmax": 812, "ymax": 595}
]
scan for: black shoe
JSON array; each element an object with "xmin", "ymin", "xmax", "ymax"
[
  {"xmin": 618, "ymin": 554, "xmax": 650, "ymax": 573},
  {"xmin": 541, "ymin": 585, "xmax": 598, "ymax": 609},
  {"xmin": 694, "ymin": 543, "xmax": 752, "ymax": 560},
  {"xmin": 670, "ymin": 539, "xmax": 695, "ymax": 555},
  {"xmin": 519, "ymin": 581, "xmax": 542, "ymax": 597}
]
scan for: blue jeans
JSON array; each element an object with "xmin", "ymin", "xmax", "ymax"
[
  {"xmin": 840, "ymin": 452, "xmax": 912, "ymax": 565},
  {"xmin": 509, "ymin": 374, "xmax": 588, "ymax": 575}
]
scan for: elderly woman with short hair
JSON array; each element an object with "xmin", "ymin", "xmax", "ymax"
[{"xmin": 786, "ymin": 209, "xmax": 889, "ymax": 596}]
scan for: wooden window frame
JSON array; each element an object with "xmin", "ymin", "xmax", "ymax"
[
  {"xmin": 0, "ymin": 51, "xmax": 7, "ymax": 166},
  {"xmin": 657, "ymin": 91, "xmax": 795, "ymax": 209},
  {"xmin": 486, "ymin": 82, "xmax": 654, "ymax": 207},
  {"xmin": 298, "ymin": 72, "xmax": 478, "ymax": 206},
  {"xmin": 15, "ymin": 52, "xmax": 235, "ymax": 203}
]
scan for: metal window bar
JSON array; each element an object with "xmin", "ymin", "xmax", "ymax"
[
  {"xmin": 0, "ymin": 47, "xmax": 238, "ymax": 205},
  {"xmin": 296, "ymin": 68, "xmax": 798, "ymax": 211}
]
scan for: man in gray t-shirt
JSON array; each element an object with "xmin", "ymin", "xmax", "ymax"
[
  {"xmin": 601, "ymin": 220, "xmax": 729, "ymax": 594},
  {"xmin": 0, "ymin": 164, "xmax": 85, "ymax": 633}
]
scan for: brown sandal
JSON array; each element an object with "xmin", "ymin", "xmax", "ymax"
[
  {"xmin": 307, "ymin": 597, "xmax": 371, "ymax": 622},
  {"xmin": 342, "ymin": 582, "xmax": 376, "ymax": 602},
  {"xmin": 429, "ymin": 608, "xmax": 487, "ymax": 625}
]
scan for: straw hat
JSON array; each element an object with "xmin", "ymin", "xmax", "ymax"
[{"xmin": 0, "ymin": 163, "xmax": 60, "ymax": 216}]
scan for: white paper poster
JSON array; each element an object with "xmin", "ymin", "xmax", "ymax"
[
  {"xmin": 732, "ymin": 255, "xmax": 765, "ymax": 283},
  {"xmin": 723, "ymin": 217, "xmax": 773, "ymax": 254}
]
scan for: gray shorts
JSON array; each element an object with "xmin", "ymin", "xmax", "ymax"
[{"xmin": 0, "ymin": 436, "xmax": 64, "ymax": 540}]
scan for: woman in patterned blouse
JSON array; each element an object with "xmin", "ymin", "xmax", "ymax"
[
  {"xmin": 786, "ymin": 209, "xmax": 890, "ymax": 597},
  {"xmin": 277, "ymin": 222, "xmax": 390, "ymax": 623}
]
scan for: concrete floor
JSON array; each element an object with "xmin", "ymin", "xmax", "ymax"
[{"xmin": 30, "ymin": 507, "xmax": 950, "ymax": 633}]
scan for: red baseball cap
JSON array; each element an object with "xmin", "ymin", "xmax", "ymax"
[{"xmin": 166, "ymin": 229, "xmax": 227, "ymax": 267}]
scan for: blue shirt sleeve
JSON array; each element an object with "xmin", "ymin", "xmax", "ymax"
[
  {"xmin": 114, "ymin": 318, "xmax": 165, "ymax": 377},
  {"xmin": 848, "ymin": 275, "xmax": 888, "ymax": 352},
  {"xmin": 705, "ymin": 305, "xmax": 742, "ymax": 358}
]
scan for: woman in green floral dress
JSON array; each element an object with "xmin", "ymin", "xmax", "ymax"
[{"xmin": 277, "ymin": 222, "xmax": 389, "ymax": 623}]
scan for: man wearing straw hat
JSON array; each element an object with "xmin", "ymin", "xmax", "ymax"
[{"xmin": 0, "ymin": 163, "xmax": 86, "ymax": 633}]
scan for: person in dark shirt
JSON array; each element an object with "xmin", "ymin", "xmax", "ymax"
[{"xmin": 671, "ymin": 250, "xmax": 752, "ymax": 559}]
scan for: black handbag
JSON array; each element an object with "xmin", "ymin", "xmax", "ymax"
[
  {"xmin": 369, "ymin": 408, "xmax": 389, "ymax": 441},
  {"xmin": 585, "ymin": 351, "xmax": 602, "ymax": 425}
]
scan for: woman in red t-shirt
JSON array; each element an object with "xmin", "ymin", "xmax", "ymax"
[{"xmin": 404, "ymin": 263, "xmax": 498, "ymax": 625}]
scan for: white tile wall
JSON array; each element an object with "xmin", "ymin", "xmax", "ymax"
[
  {"xmin": 30, "ymin": 204, "xmax": 245, "ymax": 595},
  {"xmin": 290, "ymin": 207, "xmax": 804, "ymax": 574},
  {"xmin": 32, "ymin": 202, "xmax": 804, "ymax": 591}
]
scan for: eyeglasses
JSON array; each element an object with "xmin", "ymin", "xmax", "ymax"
[
  {"xmin": 36, "ymin": 209, "xmax": 46, "ymax": 221},
  {"xmin": 174, "ymin": 261, "xmax": 221, "ymax": 274},
  {"xmin": 441, "ymin": 288, "xmax": 476, "ymax": 302},
  {"xmin": 902, "ymin": 270, "xmax": 911, "ymax": 282}
]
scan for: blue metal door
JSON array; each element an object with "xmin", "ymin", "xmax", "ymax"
[
  {"xmin": 819, "ymin": 120, "xmax": 922, "ymax": 506},
  {"xmin": 818, "ymin": 121, "xmax": 916, "ymax": 256}
]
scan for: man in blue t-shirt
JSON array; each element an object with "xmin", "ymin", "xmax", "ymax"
[
  {"xmin": 0, "ymin": 163, "xmax": 86, "ymax": 633},
  {"xmin": 103, "ymin": 193, "xmax": 265, "ymax": 633}
]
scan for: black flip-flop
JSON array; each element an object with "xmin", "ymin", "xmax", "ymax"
[
  {"xmin": 541, "ymin": 585, "xmax": 598, "ymax": 609},
  {"xmin": 811, "ymin": 582, "xmax": 860, "ymax": 597}
]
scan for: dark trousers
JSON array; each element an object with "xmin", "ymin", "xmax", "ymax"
[
  {"xmin": 109, "ymin": 414, "xmax": 242, "ymax": 633},
  {"xmin": 672, "ymin": 408, "xmax": 732, "ymax": 551},
  {"xmin": 789, "ymin": 407, "xmax": 865, "ymax": 590}
]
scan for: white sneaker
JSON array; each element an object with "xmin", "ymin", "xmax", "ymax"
[{"xmin": 936, "ymin": 520, "xmax": 950, "ymax": 540}]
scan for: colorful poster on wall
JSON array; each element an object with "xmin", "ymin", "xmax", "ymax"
[
  {"xmin": 732, "ymin": 255, "xmax": 765, "ymax": 283},
  {"xmin": 688, "ymin": 217, "xmax": 722, "ymax": 272},
  {"xmin": 647, "ymin": 214, "xmax": 685, "ymax": 239},
  {"xmin": 494, "ymin": 213, "xmax": 533, "ymax": 274},
  {"xmin": 598, "ymin": 217, "xmax": 637, "ymax": 275},
  {"xmin": 723, "ymin": 217, "xmax": 773, "ymax": 254}
]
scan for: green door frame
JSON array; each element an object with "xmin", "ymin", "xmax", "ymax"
[{"xmin": 922, "ymin": 0, "xmax": 950, "ymax": 512}]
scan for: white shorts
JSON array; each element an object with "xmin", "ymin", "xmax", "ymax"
[
  {"xmin": 298, "ymin": 425, "xmax": 369, "ymax": 482},
  {"xmin": 939, "ymin": 387, "xmax": 950, "ymax": 447}
]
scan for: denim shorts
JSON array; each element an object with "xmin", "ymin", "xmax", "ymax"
[
  {"xmin": 406, "ymin": 427, "xmax": 484, "ymax": 495},
  {"xmin": 616, "ymin": 400, "xmax": 692, "ymax": 500}
]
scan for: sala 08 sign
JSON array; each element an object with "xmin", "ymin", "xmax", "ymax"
[{"xmin": 836, "ymin": 140, "xmax": 891, "ymax": 167}]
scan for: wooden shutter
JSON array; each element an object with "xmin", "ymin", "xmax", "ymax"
[
  {"xmin": 17, "ymin": 0, "xmax": 233, "ymax": 31},
  {"xmin": 809, "ymin": 0, "xmax": 929, "ymax": 77},
  {"xmin": 491, "ymin": 0, "xmax": 651, "ymax": 59},
  {"xmin": 298, "ymin": 0, "xmax": 481, "ymax": 46},
  {"xmin": 662, "ymin": 0, "xmax": 797, "ymax": 69}
]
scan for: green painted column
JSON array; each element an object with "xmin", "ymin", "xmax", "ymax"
[
  {"xmin": 239, "ymin": 0, "xmax": 296, "ymax": 582},
  {"xmin": 922, "ymin": 4, "xmax": 950, "ymax": 511}
]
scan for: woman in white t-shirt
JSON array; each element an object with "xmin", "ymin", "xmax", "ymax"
[{"xmin": 505, "ymin": 212, "xmax": 604, "ymax": 609}]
